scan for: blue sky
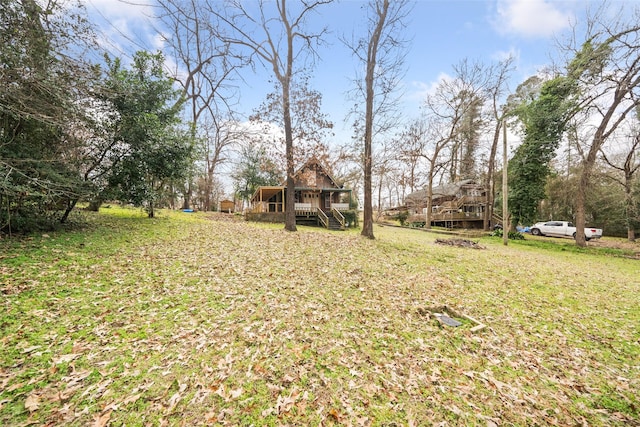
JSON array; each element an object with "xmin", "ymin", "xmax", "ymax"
[{"xmin": 84, "ymin": 0, "xmax": 595, "ymax": 141}]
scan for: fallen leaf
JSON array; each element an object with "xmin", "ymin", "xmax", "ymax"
[
  {"xmin": 53, "ymin": 353, "xmax": 81, "ymax": 364},
  {"xmin": 328, "ymin": 408, "xmax": 343, "ymax": 422},
  {"xmin": 276, "ymin": 393, "xmax": 296, "ymax": 414},
  {"xmin": 229, "ymin": 387, "xmax": 243, "ymax": 399},
  {"xmin": 93, "ymin": 410, "xmax": 112, "ymax": 427},
  {"xmin": 166, "ymin": 392, "xmax": 182, "ymax": 413},
  {"xmin": 24, "ymin": 393, "xmax": 40, "ymax": 412},
  {"xmin": 22, "ymin": 345, "xmax": 41, "ymax": 354},
  {"xmin": 122, "ymin": 393, "xmax": 142, "ymax": 405}
]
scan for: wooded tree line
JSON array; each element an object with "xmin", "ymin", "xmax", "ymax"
[{"xmin": 1, "ymin": 0, "xmax": 638, "ymax": 244}]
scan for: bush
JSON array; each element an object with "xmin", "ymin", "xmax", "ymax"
[
  {"xmin": 491, "ymin": 228, "xmax": 525, "ymax": 240},
  {"xmin": 342, "ymin": 210, "xmax": 358, "ymax": 228},
  {"xmin": 396, "ymin": 210, "xmax": 409, "ymax": 226}
]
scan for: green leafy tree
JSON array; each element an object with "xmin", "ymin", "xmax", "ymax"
[
  {"xmin": 101, "ymin": 51, "xmax": 194, "ymax": 218},
  {"xmin": 508, "ymin": 76, "xmax": 578, "ymax": 226}
]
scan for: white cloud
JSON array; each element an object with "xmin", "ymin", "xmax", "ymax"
[
  {"xmin": 410, "ymin": 72, "xmax": 454, "ymax": 102},
  {"xmin": 493, "ymin": 0, "xmax": 573, "ymax": 38}
]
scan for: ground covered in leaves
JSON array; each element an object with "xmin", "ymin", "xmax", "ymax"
[{"xmin": 1, "ymin": 209, "xmax": 639, "ymax": 426}]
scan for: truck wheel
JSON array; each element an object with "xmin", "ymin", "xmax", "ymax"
[
  {"xmin": 573, "ymin": 232, "xmax": 576, "ymax": 239},
  {"xmin": 531, "ymin": 228, "xmax": 541, "ymax": 236}
]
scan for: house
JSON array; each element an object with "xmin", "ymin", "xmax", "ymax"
[
  {"xmin": 248, "ymin": 157, "xmax": 352, "ymax": 230},
  {"xmin": 405, "ymin": 179, "xmax": 489, "ymax": 229}
]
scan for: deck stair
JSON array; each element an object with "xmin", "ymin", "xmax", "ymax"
[{"xmin": 327, "ymin": 216, "xmax": 344, "ymax": 231}]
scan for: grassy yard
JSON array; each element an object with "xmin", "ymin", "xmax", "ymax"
[{"xmin": 1, "ymin": 208, "xmax": 638, "ymax": 426}]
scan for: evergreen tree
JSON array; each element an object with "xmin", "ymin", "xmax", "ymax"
[{"xmin": 100, "ymin": 52, "xmax": 194, "ymax": 218}]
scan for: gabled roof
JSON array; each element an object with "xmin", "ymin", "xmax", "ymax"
[{"xmin": 286, "ymin": 156, "xmax": 343, "ymax": 189}]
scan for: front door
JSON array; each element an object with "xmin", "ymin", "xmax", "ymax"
[{"xmin": 324, "ymin": 193, "xmax": 331, "ymax": 210}]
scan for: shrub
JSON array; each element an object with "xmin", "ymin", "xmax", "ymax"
[
  {"xmin": 342, "ymin": 210, "xmax": 358, "ymax": 228},
  {"xmin": 396, "ymin": 210, "xmax": 409, "ymax": 226},
  {"xmin": 491, "ymin": 228, "xmax": 525, "ymax": 240}
]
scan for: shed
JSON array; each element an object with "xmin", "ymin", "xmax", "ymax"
[{"xmin": 220, "ymin": 199, "xmax": 235, "ymax": 213}]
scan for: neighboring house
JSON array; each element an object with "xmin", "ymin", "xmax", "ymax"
[
  {"xmin": 405, "ymin": 179, "xmax": 490, "ymax": 229},
  {"xmin": 249, "ymin": 157, "xmax": 352, "ymax": 230}
]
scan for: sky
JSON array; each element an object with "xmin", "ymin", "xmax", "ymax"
[{"xmin": 82, "ymin": 0, "xmax": 595, "ymax": 145}]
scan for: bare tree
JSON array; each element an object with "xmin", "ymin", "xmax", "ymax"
[
  {"xmin": 346, "ymin": 0, "xmax": 412, "ymax": 239},
  {"xmin": 600, "ymin": 110, "xmax": 640, "ymax": 241},
  {"xmin": 250, "ymin": 79, "xmax": 334, "ymax": 173},
  {"xmin": 200, "ymin": 118, "xmax": 246, "ymax": 211},
  {"xmin": 396, "ymin": 120, "xmax": 427, "ymax": 195},
  {"xmin": 563, "ymin": 6, "xmax": 640, "ymax": 246},
  {"xmin": 156, "ymin": 0, "xmax": 243, "ymax": 209},
  {"xmin": 484, "ymin": 57, "xmax": 515, "ymax": 230},
  {"xmin": 372, "ymin": 141, "xmax": 397, "ymax": 219},
  {"xmin": 420, "ymin": 59, "xmax": 491, "ymax": 229},
  {"xmin": 206, "ymin": 0, "xmax": 332, "ymax": 231}
]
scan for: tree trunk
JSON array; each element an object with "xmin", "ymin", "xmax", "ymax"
[
  {"xmin": 625, "ymin": 179, "xmax": 637, "ymax": 242},
  {"xmin": 376, "ymin": 174, "xmax": 384, "ymax": 220},
  {"xmin": 360, "ymin": 0, "xmax": 390, "ymax": 240},
  {"xmin": 282, "ymin": 76, "xmax": 297, "ymax": 232},
  {"xmin": 362, "ymin": 149, "xmax": 374, "ymax": 238},
  {"xmin": 575, "ymin": 140, "xmax": 599, "ymax": 247},
  {"xmin": 60, "ymin": 199, "xmax": 78, "ymax": 224},
  {"xmin": 574, "ymin": 173, "xmax": 588, "ymax": 247},
  {"xmin": 425, "ymin": 163, "xmax": 434, "ymax": 230},
  {"xmin": 485, "ymin": 121, "xmax": 501, "ymax": 230},
  {"xmin": 182, "ymin": 181, "xmax": 192, "ymax": 210},
  {"xmin": 502, "ymin": 119, "xmax": 508, "ymax": 246}
]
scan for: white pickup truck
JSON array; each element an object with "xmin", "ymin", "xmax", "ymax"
[{"xmin": 530, "ymin": 221, "xmax": 603, "ymax": 241}]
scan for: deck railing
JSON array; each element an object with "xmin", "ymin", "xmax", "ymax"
[
  {"xmin": 252, "ymin": 202, "xmax": 284, "ymax": 213},
  {"xmin": 317, "ymin": 209, "xmax": 329, "ymax": 228},
  {"xmin": 294, "ymin": 203, "xmax": 316, "ymax": 215},
  {"xmin": 331, "ymin": 203, "xmax": 350, "ymax": 211}
]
